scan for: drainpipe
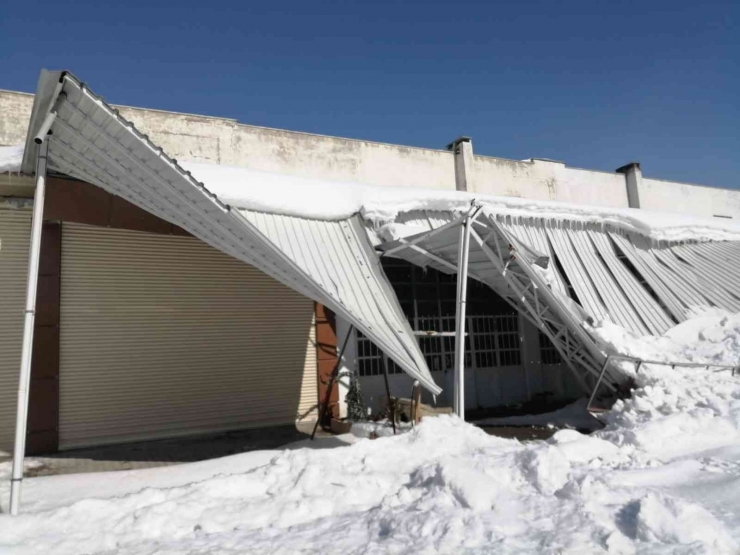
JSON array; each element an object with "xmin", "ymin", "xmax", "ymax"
[{"xmin": 9, "ymin": 138, "xmax": 51, "ymax": 516}]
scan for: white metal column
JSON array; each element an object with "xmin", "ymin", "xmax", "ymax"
[
  {"xmin": 9, "ymin": 140, "xmax": 49, "ymax": 515},
  {"xmin": 453, "ymin": 214, "xmax": 472, "ymax": 419}
]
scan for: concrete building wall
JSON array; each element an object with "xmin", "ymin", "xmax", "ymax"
[
  {"xmin": 640, "ymin": 177, "xmax": 740, "ymax": 219},
  {"xmin": 225, "ymin": 125, "xmax": 456, "ymax": 189},
  {"xmin": 471, "ymin": 156, "xmax": 629, "ymax": 208},
  {"xmin": 0, "ymin": 90, "xmax": 33, "ymax": 146},
  {"xmin": 2, "ymin": 88, "xmax": 738, "ymax": 217},
  {"xmin": 114, "ymin": 105, "xmax": 458, "ymax": 190}
]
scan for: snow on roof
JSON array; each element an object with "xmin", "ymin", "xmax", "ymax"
[
  {"xmin": 6, "ymin": 140, "xmax": 736, "ymax": 243},
  {"xmin": 0, "ymin": 144, "xmax": 24, "ymax": 173},
  {"xmin": 182, "ymin": 160, "xmax": 740, "ymax": 243}
]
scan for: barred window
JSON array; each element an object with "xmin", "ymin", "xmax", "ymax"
[
  {"xmin": 356, "ymin": 259, "xmax": 523, "ymax": 377},
  {"xmin": 471, "ymin": 315, "xmax": 521, "ymax": 368},
  {"xmin": 357, "ymin": 330, "xmax": 403, "ymax": 377},
  {"xmin": 538, "ymin": 330, "xmax": 562, "ymax": 365}
]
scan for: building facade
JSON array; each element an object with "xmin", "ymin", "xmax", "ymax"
[{"xmin": 1, "ymin": 87, "xmax": 738, "ymax": 454}]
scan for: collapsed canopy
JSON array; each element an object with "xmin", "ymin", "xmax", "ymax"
[
  {"xmin": 23, "ymin": 70, "xmax": 440, "ymax": 394},
  {"xmin": 23, "ymin": 69, "xmax": 740, "ymax": 398},
  {"xmin": 372, "ymin": 208, "xmax": 740, "ymax": 391}
]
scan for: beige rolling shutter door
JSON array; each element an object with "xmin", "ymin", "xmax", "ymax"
[
  {"xmin": 60, "ymin": 223, "xmax": 317, "ymax": 449},
  {"xmin": 0, "ymin": 209, "xmax": 31, "ymax": 452}
]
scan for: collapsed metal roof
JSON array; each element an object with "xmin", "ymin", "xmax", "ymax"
[
  {"xmin": 373, "ymin": 209, "xmax": 740, "ymax": 391},
  {"xmin": 22, "ymin": 69, "xmax": 740, "ymax": 400},
  {"xmin": 23, "ymin": 70, "xmax": 440, "ymax": 394}
]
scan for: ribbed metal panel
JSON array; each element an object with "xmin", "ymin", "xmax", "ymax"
[
  {"xmin": 663, "ymin": 245, "xmax": 740, "ymax": 311},
  {"xmin": 0, "ymin": 209, "xmax": 31, "ymax": 452},
  {"xmin": 546, "ymin": 225, "xmax": 609, "ymax": 321},
  {"xmin": 565, "ymin": 227, "xmax": 649, "ymax": 334},
  {"xmin": 588, "ymin": 230, "xmax": 674, "ymax": 335},
  {"xmin": 628, "ymin": 235, "xmax": 713, "ymax": 311},
  {"xmin": 59, "ymin": 223, "xmax": 317, "ymax": 449},
  {"xmin": 37, "ymin": 74, "xmax": 439, "ymax": 395},
  {"xmin": 240, "ymin": 212, "xmax": 431, "ymax": 386},
  {"xmin": 609, "ymin": 232, "xmax": 689, "ymax": 322},
  {"xmin": 512, "ymin": 221, "xmax": 569, "ymax": 296}
]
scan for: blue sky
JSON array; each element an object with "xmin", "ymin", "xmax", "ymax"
[{"xmin": 2, "ymin": 0, "xmax": 738, "ymax": 188}]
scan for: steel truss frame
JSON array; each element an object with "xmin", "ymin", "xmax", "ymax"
[{"xmin": 378, "ymin": 206, "xmax": 622, "ymax": 413}]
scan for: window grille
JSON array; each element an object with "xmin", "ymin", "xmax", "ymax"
[
  {"xmin": 356, "ymin": 260, "xmax": 523, "ymax": 377},
  {"xmin": 538, "ymin": 330, "xmax": 562, "ymax": 364},
  {"xmin": 357, "ymin": 330, "xmax": 403, "ymax": 377}
]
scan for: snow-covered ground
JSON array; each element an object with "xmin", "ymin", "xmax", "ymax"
[
  {"xmin": 2, "ymin": 313, "xmax": 740, "ymax": 554},
  {"xmin": 473, "ymin": 398, "xmax": 605, "ymax": 432}
]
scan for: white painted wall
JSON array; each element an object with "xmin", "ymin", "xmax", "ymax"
[
  {"xmin": 640, "ymin": 177, "xmax": 740, "ymax": 219},
  {"xmin": 471, "ymin": 156, "xmax": 629, "ymax": 208},
  {"xmin": 0, "ymin": 89, "xmax": 33, "ymax": 146},
  {"xmin": 2, "ymin": 88, "xmax": 738, "ymax": 218},
  {"xmin": 110, "ymin": 106, "xmax": 458, "ymax": 190}
]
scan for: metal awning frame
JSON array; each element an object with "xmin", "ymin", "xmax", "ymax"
[
  {"xmin": 377, "ymin": 205, "xmax": 623, "ymax": 420},
  {"xmin": 33, "ymin": 73, "xmax": 439, "ymax": 395}
]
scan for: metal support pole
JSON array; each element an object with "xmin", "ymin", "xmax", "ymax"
[
  {"xmin": 380, "ymin": 356, "xmax": 396, "ymax": 435},
  {"xmin": 587, "ymin": 356, "xmax": 611, "ymax": 411},
  {"xmin": 9, "ymin": 141, "xmax": 48, "ymax": 516},
  {"xmin": 453, "ymin": 214, "xmax": 472, "ymax": 419}
]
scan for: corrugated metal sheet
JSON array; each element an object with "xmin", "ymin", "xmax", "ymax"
[
  {"xmin": 567, "ymin": 227, "xmax": 649, "ymax": 335},
  {"xmin": 545, "ymin": 225, "xmax": 609, "ymax": 321},
  {"xmin": 513, "ymin": 221, "xmax": 569, "ymax": 296},
  {"xmin": 374, "ymin": 211, "xmax": 740, "ymax": 371},
  {"xmin": 59, "ymin": 223, "xmax": 317, "ymax": 449},
  {"xmin": 609, "ymin": 232, "xmax": 689, "ymax": 322},
  {"xmin": 587, "ymin": 230, "xmax": 674, "ymax": 335},
  {"xmin": 240, "ymin": 213, "xmax": 429, "ymax": 385},
  {"xmin": 0, "ymin": 209, "xmax": 31, "ymax": 452},
  {"xmin": 36, "ymin": 73, "xmax": 439, "ymax": 395},
  {"xmin": 672, "ymin": 243, "xmax": 740, "ymax": 300}
]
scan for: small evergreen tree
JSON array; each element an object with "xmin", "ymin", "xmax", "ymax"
[{"xmin": 343, "ymin": 370, "xmax": 367, "ymax": 422}]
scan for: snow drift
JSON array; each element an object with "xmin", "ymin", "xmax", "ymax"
[{"xmin": 2, "ymin": 313, "xmax": 740, "ymax": 554}]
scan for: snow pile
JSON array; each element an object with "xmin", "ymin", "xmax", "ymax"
[
  {"xmin": 474, "ymin": 398, "xmax": 605, "ymax": 432},
  {"xmin": 181, "ymin": 160, "xmax": 740, "ymax": 242},
  {"xmin": 3, "ymin": 314, "xmax": 740, "ymax": 553},
  {"xmin": 0, "ymin": 145, "xmax": 24, "ymax": 173},
  {"xmin": 350, "ymin": 420, "xmax": 413, "ymax": 438}
]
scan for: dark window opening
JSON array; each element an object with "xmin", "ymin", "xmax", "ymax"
[
  {"xmin": 356, "ymin": 259, "xmax": 522, "ymax": 377},
  {"xmin": 538, "ymin": 330, "xmax": 562, "ymax": 365}
]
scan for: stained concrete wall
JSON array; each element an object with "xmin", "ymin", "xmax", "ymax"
[
  {"xmin": 471, "ymin": 156, "xmax": 629, "ymax": 208},
  {"xmin": 0, "ymin": 90, "xmax": 33, "ymax": 146},
  {"xmin": 115, "ymin": 105, "xmax": 458, "ymax": 189},
  {"xmin": 2, "ymin": 88, "xmax": 739, "ymax": 218}
]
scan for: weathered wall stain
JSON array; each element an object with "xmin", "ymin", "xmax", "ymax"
[{"xmin": 2, "ymin": 89, "xmax": 739, "ymax": 218}]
